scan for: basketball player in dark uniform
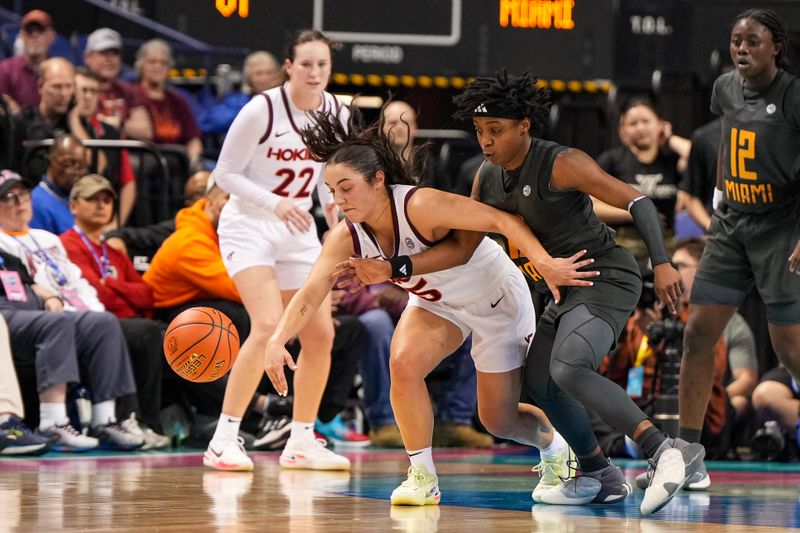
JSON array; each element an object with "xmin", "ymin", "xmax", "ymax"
[
  {"xmin": 338, "ymin": 72, "xmax": 702, "ymax": 515},
  {"xmin": 679, "ymin": 8, "xmax": 800, "ymax": 488}
]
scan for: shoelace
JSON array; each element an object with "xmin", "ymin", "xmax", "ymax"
[
  {"xmin": 401, "ymin": 466, "xmax": 430, "ymax": 488},
  {"xmin": 644, "ymin": 458, "xmax": 657, "ymax": 487},
  {"xmin": 120, "ymin": 414, "xmax": 144, "ymax": 436},
  {"xmin": 56, "ymin": 423, "xmax": 83, "ymax": 437}
]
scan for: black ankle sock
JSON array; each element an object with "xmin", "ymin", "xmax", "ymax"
[
  {"xmin": 678, "ymin": 426, "xmax": 702, "ymax": 443},
  {"xmin": 578, "ymin": 451, "xmax": 609, "ymax": 473},
  {"xmin": 636, "ymin": 426, "xmax": 667, "ymax": 458}
]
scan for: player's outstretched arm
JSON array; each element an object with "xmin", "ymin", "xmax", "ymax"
[
  {"xmin": 552, "ymin": 149, "xmax": 684, "ymax": 312},
  {"xmin": 263, "ymin": 223, "xmax": 354, "ymax": 395},
  {"xmin": 409, "ymin": 187, "xmax": 598, "ymax": 304}
]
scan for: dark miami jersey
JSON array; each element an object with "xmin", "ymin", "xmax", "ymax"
[
  {"xmin": 711, "ymin": 69, "xmax": 800, "ymax": 213},
  {"xmin": 478, "ymin": 138, "xmax": 617, "ymax": 293}
]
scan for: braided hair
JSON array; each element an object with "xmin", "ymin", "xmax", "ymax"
[
  {"xmin": 300, "ymin": 104, "xmax": 419, "ymax": 188},
  {"xmin": 452, "ymin": 70, "xmax": 551, "ymax": 134},
  {"xmin": 735, "ymin": 8, "xmax": 792, "ymax": 72}
]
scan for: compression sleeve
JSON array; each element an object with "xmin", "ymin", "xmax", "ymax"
[
  {"xmin": 628, "ymin": 196, "xmax": 671, "ymax": 266},
  {"xmin": 214, "ymin": 96, "xmax": 284, "ymax": 213}
]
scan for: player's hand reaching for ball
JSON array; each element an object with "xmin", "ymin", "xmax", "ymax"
[
  {"xmin": 264, "ymin": 337, "xmax": 297, "ymax": 397},
  {"xmin": 653, "ymin": 262, "xmax": 685, "ymax": 315},
  {"xmin": 275, "ymin": 199, "xmax": 313, "ymax": 235}
]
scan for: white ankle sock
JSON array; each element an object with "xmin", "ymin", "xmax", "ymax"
[
  {"xmin": 39, "ymin": 403, "xmax": 68, "ymax": 430},
  {"xmin": 407, "ymin": 446, "xmax": 436, "ymax": 476},
  {"xmin": 91, "ymin": 400, "xmax": 116, "ymax": 428},
  {"xmin": 289, "ymin": 421, "xmax": 315, "ymax": 443},
  {"xmin": 212, "ymin": 414, "xmax": 242, "ymax": 443},
  {"xmin": 540, "ymin": 431, "xmax": 568, "ymax": 461}
]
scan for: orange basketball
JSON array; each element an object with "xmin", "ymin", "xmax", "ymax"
[{"xmin": 163, "ymin": 307, "xmax": 240, "ymax": 383}]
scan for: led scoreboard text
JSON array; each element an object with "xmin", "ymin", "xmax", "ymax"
[
  {"xmin": 499, "ymin": 0, "xmax": 575, "ymax": 29},
  {"xmin": 216, "ymin": 0, "xmax": 249, "ymax": 18}
]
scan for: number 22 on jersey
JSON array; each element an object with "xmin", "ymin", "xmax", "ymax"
[{"xmin": 271, "ymin": 167, "xmax": 315, "ymax": 198}]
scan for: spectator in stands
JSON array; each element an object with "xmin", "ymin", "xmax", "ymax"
[
  {"xmin": 68, "ymin": 68, "xmax": 137, "ymax": 227},
  {"xmin": 593, "ymin": 98, "xmax": 691, "ymax": 266},
  {"xmin": 29, "ymin": 134, "xmax": 87, "ymax": 234},
  {"xmin": 751, "ymin": 368, "xmax": 800, "ymax": 460},
  {"xmin": 0, "ymin": 170, "xmax": 143, "ymax": 450},
  {"xmin": 142, "ymin": 180, "xmax": 247, "ymax": 329},
  {"xmin": 61, "ymin": 174, "xmax": 169, "ymax": 449},
  {"xmin": 0, "ymin": 315, "xmax": 51, "ymax": 455},
  {"xmin": 199, "ymin": 50, "xmax": 281, "ymax": 135},
  {"xmin": 12, "ymin": 57, "xmax": 75, "ymax": 179},
  {"xmin": 132, "ymin": 39, "xmax": 202, "ymax": 169},
  {"xmin": 103, "ymin": 169, "xmax": 211, "ymax": 273},
  {"xmin": 83, "ymin": 28, "xmax": 152, "ymax": 140},
  {"xmin": 0, "ymin": 10, "xmax": 55, "ymax": 112}
]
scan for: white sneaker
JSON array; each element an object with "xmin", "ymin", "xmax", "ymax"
[
  {"xmin": 635, "ymin": 461, "xmax": 711, "ymax": 491},
  {"xmin": 641, "ymin": 438, "xmax": 705, "ymax": 515},
  {"xmin": 120, "ymin": 414, "xmax": 170, "ymax": 450},
  {"xmin": 41, "ymin": 423, "xmax": 99, "ymax": 452},
  {"xmin": 390, "ymin": 464, "xmax": 441, "ymax": 506},
  {"xmin": 204, "ymin": 436, "xmax": 254, "ymax": 471},
  {"xmin": 279, "ymin": 437, "xmax": 351, "ymax": 471},
  {"xmin": 531, "ymin": 447, "xmax": 576, "ymax": 502}
]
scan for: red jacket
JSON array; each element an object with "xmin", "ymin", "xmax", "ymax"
[{"xmin": 61, "ymin": 227, "xmax": 154, "ymax": 318}]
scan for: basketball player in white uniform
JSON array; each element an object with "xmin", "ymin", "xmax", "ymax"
[
  {"xmin": 259, "ymin": 110, "xmax": 602, "ymax": 506},
  {"xmin": 204, "ymin": 30, "xmax": 350, "ymax": 471}
]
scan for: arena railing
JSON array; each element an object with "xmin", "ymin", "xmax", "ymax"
[{"xmin": 22, "ymin": 138, "xmax": 189, "ymax": 227}]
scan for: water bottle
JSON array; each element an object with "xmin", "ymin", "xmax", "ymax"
[{"xmin": 74, "ymin": 387, "xmax": 92, "ymax": 435}]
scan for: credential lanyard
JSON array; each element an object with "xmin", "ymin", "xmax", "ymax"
[
  {"xmin": 12, "ymin": 233, "xmax": 67, "ymax": 286},
  {"xmin": 73, "ymin": 226, "xmax": 111, "ymax": 278}
]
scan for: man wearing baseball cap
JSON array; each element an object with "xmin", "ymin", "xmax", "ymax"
[
  {"xmin": 60, "ymin": 173, "xmax": 170, "ymax": 450},
  {"xmin": 84, "ymin": 28, "xmax": 152, "ymax": 140},
  {"xmin": 0, "ymin": 10, "xmax": 56, "ymax": 111}
]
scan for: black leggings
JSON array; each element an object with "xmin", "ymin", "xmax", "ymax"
[{"xmin": 523, "ymin": 304, "xmax": 649, "ymax": 456}]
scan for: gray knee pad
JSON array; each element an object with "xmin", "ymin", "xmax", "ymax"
[{"xmin": 549, "ymin": 305, "xmax": 615, "ymax": 393}]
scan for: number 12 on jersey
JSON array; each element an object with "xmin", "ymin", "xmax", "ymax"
[{"xmin": 730, "ymin": 128, "xmax": 757, "ymax": 180}]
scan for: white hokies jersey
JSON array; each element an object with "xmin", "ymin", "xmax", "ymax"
[
  {"xmin": 224, "ymin": 83, "xmax": 348, "ymax": 214},
  {"xmin": 346, "ymin": 185, "xmax": 515, "ymax": 307}
]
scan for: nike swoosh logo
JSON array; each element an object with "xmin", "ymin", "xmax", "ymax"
[
  {"xmin": 209, "ymin": 447, "xmax": 223, "ymax": 458},
  {"xmin": 275, "ymin": 130, "xmax": 290, "ymax": 137},
  {"xmin": 408, "ymin": 451, "xmax": 423, "ymax": 457},
  {"xmin": 490, "ymin": 295, "xmax": 505, "ymax": 308}
]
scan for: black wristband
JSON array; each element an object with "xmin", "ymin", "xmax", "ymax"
[
  {"xmin": 628, "ymin": 196, "xmax": 671, "ymax": 266},
  {"xmin": 389, "ymin": 255, "xmax": 413, "ymax": 279}
]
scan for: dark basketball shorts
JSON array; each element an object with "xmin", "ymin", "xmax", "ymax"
[
  {"xmin": 692, "ymin": 203, "xmax": 800, "ymax": 325},
  {"xmin": 538, "ymin": 245, "xmax": 642, "ymax": 344},
  {"xmin": 760, "ymin": 366, "xmax": 800, "ymax": 400}
]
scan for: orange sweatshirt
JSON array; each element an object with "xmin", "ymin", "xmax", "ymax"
[{"xmin": 143, "ymin": 198, "xmax": 240, "ymax": 307}]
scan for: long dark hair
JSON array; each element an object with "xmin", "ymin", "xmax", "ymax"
[
  {"xmin": 300, "ymin": 104, "xmax": 419, "ymax": 188},
  {"xmin": 734, "ymin": 8, "xmax": 792, "ymax": 71},
  {"xmin": 452, "ymin": 70, "xmax": 550, "ymax": 135}
]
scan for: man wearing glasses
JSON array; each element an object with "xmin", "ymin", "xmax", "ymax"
[{"xmin": 29, "ymin": 134, "xmax": 88, "ymax": 234}]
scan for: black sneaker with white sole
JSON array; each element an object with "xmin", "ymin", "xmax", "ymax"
[{"xmin": 252, "ymin": 415, "xmax": 291, "ymax": 451}]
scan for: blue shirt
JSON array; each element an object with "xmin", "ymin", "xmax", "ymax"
[{"xmin": 30, "ymin": 179, "xmax": 74, "ymax": 235}]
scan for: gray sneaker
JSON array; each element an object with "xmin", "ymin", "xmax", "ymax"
[
  {"xmin": 640, "ymin": 438, "xmax": 705, "ymax": 515},
  {"xmin": 536, "ymin": 460, "xmax": 630, "ymax": 505},
  {"xmin": 635, "ymin": 458, "xmax": 710, "ymax": 491},
  {"xmin": 91, "ymin": 421, "xmax": 145, "ymax": 451}
]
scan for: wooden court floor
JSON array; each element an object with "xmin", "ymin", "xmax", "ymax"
[{"xmin": 1, "ymin": 446, "xmax": 799, "ymax": 532}]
